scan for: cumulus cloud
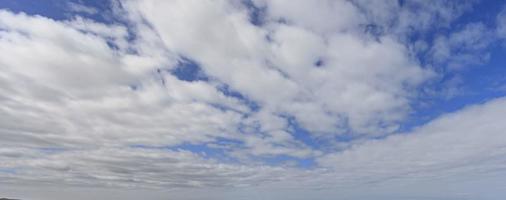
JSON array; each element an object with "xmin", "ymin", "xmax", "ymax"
[
  {"xmin": 1, "ymin": 0, "xmax": 506, "ymax": 200},
  {"xmin": 0, "ymin": 10, "xmax": 242, "ymax": 149},
  {"xmin": 123, "ymin": 0, "xmax": 434, "ymax": 137}
]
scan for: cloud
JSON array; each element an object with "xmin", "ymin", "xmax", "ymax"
[
  {"xmin": 123, "ymin": 0, "xmax": 433, "ymax": 137},
  {"xmin": 0, "ymin": 9, "xmax": 243, "ymax": 145},
  {"xmin": 1, "ymin": 1, "xmax": 506, "ymax": 200},
  {"xmin": 318, "ymin": 97, "xmax": 506, "ymax": 187},
  {"xmin": 0, "ymin": 7, "xmax": 312, "ymax": 160},
  {"xmin": 2, "ymin": 92, "xmax": 506, "ymax": 199},
  {"xmin": 496, "ymin": 5, "xmax": 506, "ymax": 38},
  {"xmin": 429, "ymin": 22, "xmax": 494, "ymax": 70},
  {"xmin": 0, "ymin": 147, "xmax": 301, "ymax": 189},
  {"xmin": 67, "ymin": 2, "xmax": 99, "ymax": 15},
  {"xmin": 353, "ymin": 0, "xmax": 476, "ymax": 34}
]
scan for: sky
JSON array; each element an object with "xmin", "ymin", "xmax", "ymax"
[{"xmin": 1, "ymin": 0, "xmax": 506, "ymax": 199}]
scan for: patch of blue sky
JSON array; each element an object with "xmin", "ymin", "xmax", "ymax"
[
  {"xmin": 0, "ymin": 0, "xmax": 110, "ymax": 22},
  {"xmin": 452, "ymin": 0, "xmax": 505, "ymax": 27},
  {"xmin": 36, "ymin": 147, "xmax": 67, "ymax": 154},
  {"xmin": 0, "ymin": 167, "xmax": 17, "ymax": 174},
  {"xmin": 241, "ymin": 0, "xmax": 266, "ymax": 26},
  {"xmin": 400, "ymin": 43, "xmax": 506, "ymax": 133},
  {"xmin": 130, "ymin": 141, "xmax": 241, "ymax": 164},
  {"xmin": 257, "ymin": 155, "xmax": 316, "ymax": 169},
  {"xmin": 390, "ymin": 0, "xmax": 506, "ymax": 134},
  {"xmin": 165, "ymin": 56, "xmax": 257, "ymax": 113},
  {"xmin": 171, "ymin": 57, "xmax": 209, "ymax": 82},
  {"xmin": 392, "ymin": 0, "xmax": 502, "ymax": 65},
  {"xmin": 169, "ymin": 143, "xmax": 233, "ymax": 161},
  {"xmin": 284, "ymin": 116, "xmax": 333, "ymax": 150},
  {"xmin": 217, "ymin": 84, "xmax": 261, "ymax": 112},
  {"xmin": 169, "ymin": 56, "xmax": 261, "ymax": 113},
  {"xmin": 0, "ymin": 0, "xmax": 138, "ymax": 44},
  {"xmin": 0, "ymin": 0, "xmax": 69, "ymax": 20}
]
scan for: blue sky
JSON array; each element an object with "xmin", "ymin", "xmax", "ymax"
[{"xmin": 1, "ymin": 0, "xmax": 506, "ymax": 200}]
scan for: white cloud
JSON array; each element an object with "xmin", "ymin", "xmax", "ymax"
[
  {"xmin": 0, "ymin": 10, "xmax": 246, "ymax": 149},
  {"xmin": 254, "ymin": 0, "xmax": 364, "ymax": 33},
  {"xmin": 1, "ymin": 1, "xmax": 505, "ymax": 199},
  {"xmin": 430, "ymin": 22, "xmax": 493, "ymax": 70},
  {"xmin": 496, "ymin": 5, "xmax": 506, "ymax": 40},
  {"xmin": 123, "ymin": 0, "xmax": 433, "ymax": 136},
  {"xmin": 67, "ymin": 2, "xmax": 99, "ymax": 15},
  {"xmin": 2, "ymin": 95, "xmax": 506, "ymax": 199},
  {"xmin": 352, "ymin": 0, "xmax": 476, "ymax": 35},
  {"xmin": 0, "ymin": 147, "xmax": 300, "ymax": 189},
  {"xmin": 0, "ymin": 7, "xmax": 315, "ymax": 161},
  {"xmin": 317, "ymin": 97, "xmax": 506, "ymax": 189}
]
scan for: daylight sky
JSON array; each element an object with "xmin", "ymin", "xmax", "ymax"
[{"xmin": 1, "ymin": 0, "xmax": 506, "ymax": 199}]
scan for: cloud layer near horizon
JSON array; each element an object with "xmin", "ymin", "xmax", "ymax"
[{"xmin": 1, "ymin": 0, "xmax": 506, "ymax": 199}]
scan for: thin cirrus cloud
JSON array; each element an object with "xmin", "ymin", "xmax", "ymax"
[{"xmin": 1, "ymin": 0, "xmax": 506, "ymax": 200}]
